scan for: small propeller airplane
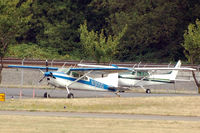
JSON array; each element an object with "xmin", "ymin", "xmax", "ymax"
[
  {"xmin": 8, "ymin": 61, "xmax": 129, "ymax": 98},
  {"xmin": 78, "ymin": 60, "xmax": 196, "ymax": 93}
]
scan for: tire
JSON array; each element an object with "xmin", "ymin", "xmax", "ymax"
[
  {"xmin": 146, "ymin": 89, "xmax": 151, "ymax": 94},
  {"xmin": 67, "ymin": 93, "xmax": 74, "ymax": 98},
  {"xmin": 44, "ymin": 92, "xmax": 50, "ymax": 98}
]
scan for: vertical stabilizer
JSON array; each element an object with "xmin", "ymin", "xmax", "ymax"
[{"xmin": 170, "ymin": 60, "xmax": 181, "ymax": 80}]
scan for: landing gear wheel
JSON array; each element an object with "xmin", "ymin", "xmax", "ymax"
[
  {"xmin": 146, "ymin": 89, "xmax": 151, "ymax": 94},
  {"xmin": 44, "ymin": 92, "xmax": 50, "ymax": 98},
  {"xmin": 67, "ymin": 93, "xmax": 74, "ymax": 98}
]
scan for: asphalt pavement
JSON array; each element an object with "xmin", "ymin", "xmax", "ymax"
[
  {"xmin": 0, "ymin": 110, "xmax": 200, "ymax": 121},
  {"xmin": 0, "ymin": 87, "xmax": 199, "ymax": 99}
]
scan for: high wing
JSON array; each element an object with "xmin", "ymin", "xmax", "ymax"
[
  {"xmin": 9, "ymin": 64, "xmax": 196, "ymax": 71},
  {"xmin": 69, "ymin": 67, "xmax": 128, "ymax": 75},
  {"xmin": 70, "ymin": 67, "xmax": 128, "ymax": 71},
  {"xmin": 133, "ymin": 67, "xmax": 196, "ymax": 71},
  {"xmin": 78, "ymin": 63, "xmax": 196, "ymax": 71},
  {"xmin": 8, "ymin": 65, "xmax": 58, "ymax": 70},
  {"xmin": 8, "ymin": 65, "xmax": 129, "ymax": 72}
]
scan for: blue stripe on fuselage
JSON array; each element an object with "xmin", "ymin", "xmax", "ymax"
[{"xmin": 52, "ymin": 73, "xmax": 116, "ymax": 92}]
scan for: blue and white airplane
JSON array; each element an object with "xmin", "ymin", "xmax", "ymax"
[{"xmin": 8, "ymin": 61, "xmax": 129, "ymax": 98}]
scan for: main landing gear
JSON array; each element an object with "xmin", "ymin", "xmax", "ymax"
[
  {"xmin": 44, "ymin": 92, "xmax": 50, "ymax": 98},
  {"xmin": 140, "ymin": 86, "xmax": 151, "ymax": 94},
  {"xmin": 66, "ymin": 86, "xmax": 74, "ymax": 98},
  {"xmin": 67, "ymin": 93, "xmax": 74, "ymax": 98}
]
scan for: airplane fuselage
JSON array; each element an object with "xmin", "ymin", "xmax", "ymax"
[
  {"xmin": 47, "ymin": 72, "xmax": 116, "ymax": 92},
  {"xmin": 118, "ymin": 72, "xmax": 174, "ymax": 87}
]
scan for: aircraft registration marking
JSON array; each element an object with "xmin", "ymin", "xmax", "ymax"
[{"xmin": 91, "ymin": 79, "xmax": 104, "ymax": 89}]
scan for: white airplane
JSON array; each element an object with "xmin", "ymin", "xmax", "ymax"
[
  {"xmin": 78, "ymin": 60, "xmax": 196, "ymax": 93},
  {"xmin": 8, "ymin": 61, "xmax": 129, "ymax": 98}
]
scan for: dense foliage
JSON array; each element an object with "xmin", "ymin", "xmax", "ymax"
[
  {"xmin": 2, "ymin": 0, "xmax": 200, "ymax": 63},
  {"xmin": 79, "ymin": 21, "xmax": 127, "ymax": 63},
  {"xmin": 182, "ymin": 19, "xmax": 200, "ymax": 64},
  {"xmin": 0, "ymin": 0, "xmax": 32, "ymax": 83}
]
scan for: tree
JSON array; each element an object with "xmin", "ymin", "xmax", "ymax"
[
  {"xmin": 182, "ymin": 19, "xmax": 200, "ymax": 64},
  {"xmin": 0, "ymin": 0, "xmax": 32, "ymax": 83},
  {"xmin": 23, "ymin": 0, "xmax": 89, "ymax": 56},
  {"xmin": 101, "ymin": 0, "xmax": 200, "ymax": 62},
  {"xmin": 6, "ymin": 43, "xmax": 63, "ymax": 60},
  {"xmin": 182, "ymin": 19, "xmax": 200, "ymax": 93},
  {"xmin": 79, "ymin": 21, "xmax": 127, "ymax": 63}
]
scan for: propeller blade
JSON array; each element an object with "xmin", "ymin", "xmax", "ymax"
[
  {"xmin": 39, "ymin": 76, "xmax": 46, "ymax": 83},
  {"xmin": 50, "ymin": 72, "xmax": 56, "ymax": 79},
  {"xmin": 46, "ymin": 60, "xmax": 48, "ymax": 72},
  {"xmin": 39, "ymin": 69, "xmax": 44, "ymax": 74}
]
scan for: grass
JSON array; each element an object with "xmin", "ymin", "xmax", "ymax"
[
  {"xmin": 0, "ymin": 115, "xmax": 200, "ymax": 133},
  {"xmin": 1, "ymin": 96, "xmax": 200, "ymax": 116},
  {"xmin": 1, "ymin": 96, "xmax": 200, "ymax": 133}
]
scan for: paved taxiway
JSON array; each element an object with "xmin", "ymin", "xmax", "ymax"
[
  {"xmin": 0, "ymin": 87, "xmax": 198, "ymax": 99},
  {"xmin": 0, "ymin": 111, "xmax": 200, "ymax": 121}
]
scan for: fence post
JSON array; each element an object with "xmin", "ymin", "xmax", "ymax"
[{"xmin": 20, "ymin": 58, "xmax": 25, "ymax": 99}]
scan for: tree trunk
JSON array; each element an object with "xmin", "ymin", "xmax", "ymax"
[{"xmin": 192, "ymin": 71, "xmax": 200, "ymax": 94}]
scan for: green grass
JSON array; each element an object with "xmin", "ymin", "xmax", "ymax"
[
  {"xmin": 1, "ymin": 96, "xmax": 200, "ymax": 116},
  {"xmin": 1, "ymin": 96, "xmax": 200, "ymax": 133}
]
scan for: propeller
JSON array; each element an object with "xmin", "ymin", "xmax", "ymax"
[
  {"xmin": 39, "ymin": 76, "xmax": 46, "ymax": 83},
  {"xmin": 39, "ymin": 60, "xmax": 53, "ymax": 83},
  {"xmin": 49, "ymin": 72, "xmax": 56, "ymax": 79}
]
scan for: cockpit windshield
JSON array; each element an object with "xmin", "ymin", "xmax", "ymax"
[
  {"xmin": 57, "ymin": 68, "xmax": 89, "ymax": 80},
  {"xmin": 57, "ymin": 68, "xmax": 70, "ymax": 74}
]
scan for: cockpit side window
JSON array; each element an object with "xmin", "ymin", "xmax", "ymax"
[
  {"xmin": 83, "ymin": 76, "xmax": 88, "ymax": 80},
  {"xmin": 137, "ymin": 71, "xmax": 149, "ymax": 76},
  {"xmin": 72, "ymin": 72, "xmax": 79, "ymax": 77},
  {"xmin": 72, "ymin": 73, "xmax": 89, "ymax": 80},
  {"xmin": 132, "ymin": 71, "xmax": 136, "ymax": 75}
]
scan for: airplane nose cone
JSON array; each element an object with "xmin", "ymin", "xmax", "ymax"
[
  {"xmin": 44, "ymin": 72, "xmax": 56, "ymax": 79},
  {"xmin": 44, "ymin": 72, "xmax": 51, "ymax": 76}
]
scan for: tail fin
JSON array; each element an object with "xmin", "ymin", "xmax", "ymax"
[{"xmin": 170, "ymin": 60, "xmax": 181, "ymax": 80}]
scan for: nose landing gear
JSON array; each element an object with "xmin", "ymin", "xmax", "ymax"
[
  {"xmin": 44, "ymin": 92, "xmax": 50, "ymax": 98},
  {"xmin": 146, "ymin": 89, "xmax": 151, "ymax": 94}
]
